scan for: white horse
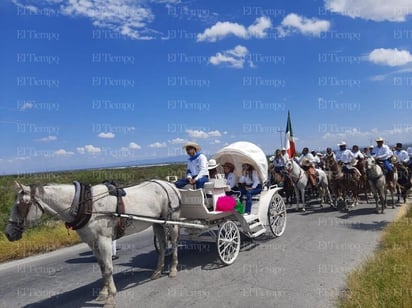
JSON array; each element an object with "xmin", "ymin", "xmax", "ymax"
[
  {"xmin": 5, "ymin": 180, "xmax": 181, "ymax": 307},
  {"xmin": 284, "ymin": 159, "xmax": 332, "ymax": 211},
  {"xmin": 365, "ymin": 157, "xmax": 386, "ymax": 213}
]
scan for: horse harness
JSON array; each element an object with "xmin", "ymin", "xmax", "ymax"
[
  {"xmin": 65, "ymin": 181, "xmax": 93, "ymax": 230},
  {"xmin": 149, "ymin": 180, "xmax": 181, "ymax": 219}
]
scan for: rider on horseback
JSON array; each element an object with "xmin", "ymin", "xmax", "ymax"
[
  {"xmin": 298, "ymin": 147, "xmax": 317, "ymax": 187},
  {"xmin": 394, "ymin": 143, "xmax": 410, "ymax": 166},
  {"xmin": 371, "ymin": 137, "xmax": 394, "ymax": 177},
  {"xmin": 335, "ymin": 142, "xmax": 355, "ymax": 173}
]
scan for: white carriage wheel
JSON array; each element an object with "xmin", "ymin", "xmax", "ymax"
[
  {"xmin": 217, "ymin": 220, "xmax": 240, "ymax": 265},
  {"xmin": 268, "ymin": 192, "xmax": 287, "ymax": 237}
]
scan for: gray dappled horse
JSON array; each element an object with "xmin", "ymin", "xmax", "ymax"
[
  {"xmin": 284, "ymin": 158, "xmax": 332, "ymax": 211},
  {"xmin": 5, "ymin": 181, "xmax": 181, "ymax": 307}
]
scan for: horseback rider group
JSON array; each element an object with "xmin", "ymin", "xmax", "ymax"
[{"xmin": 269, "ymin": 137, "xmax": 412, "ymax": 202}]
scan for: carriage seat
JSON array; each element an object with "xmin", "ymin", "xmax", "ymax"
[{"xmin": 203, "ymin": 177, "xmax": 231, "ymax": 211}]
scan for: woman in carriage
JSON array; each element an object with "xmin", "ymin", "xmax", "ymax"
[{"xmin": 239, "ymin": 163, "xmax": 262, "ymax": 214}]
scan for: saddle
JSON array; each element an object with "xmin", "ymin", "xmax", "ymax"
[
  {"xmin": 103, "ymin": 181, "xmax": 127, "ymax": 239},
  {"xmin": 304, "ymin": 166, "xmax": 318, "ymax": 187}
]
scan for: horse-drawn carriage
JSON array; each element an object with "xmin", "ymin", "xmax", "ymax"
[
  {"xmin": 5, "ymin": 141, "xmax": 286, "ymax": 307},
  {"xmin": 170, "ymin": 141, "xmax": 287, "ymax": 264}
]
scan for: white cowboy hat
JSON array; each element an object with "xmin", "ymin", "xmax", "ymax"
[
  {"xmin": 182, "ymin": 142, "xmax": 201, "ymax": 151},
  {"xmin": 208, "ymin": 159, "xmax": 219, "ymax": 169},
  {"xmin": 375, "ymin": 137, "xmax": 384, "ymax": 142},
  {"xmin": 337, "ymin": 141, "xmax": 346, "ymax": 146}
]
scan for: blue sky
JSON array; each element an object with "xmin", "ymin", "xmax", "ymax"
[{"xmin": 1, "ymin": 0, "xmax": 412, "ymax": 175}]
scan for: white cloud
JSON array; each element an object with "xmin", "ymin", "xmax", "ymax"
[
  {"xmin": 128, "ymin": 142, "xmax": 141, "ymax": 149},
  {"xmin": 170, "ymin": 138, "xmax": 186, "ymax": 144},
  {"xmin": 98, "ymin": 132, "xmax": 115, "ymax": 139},
  {"xmin": 149, "ymin": 142, "xmax": 167, "ymax": 148},
  {"xmin": 77, "ymin": 144, "xmax": 101, "ymax": 154},
  {"xmin": 186, "ymin": 129, "xmax": 222, "ymax": 138},
  {"xmin": 13, "ymin": 0, "xmax": 160, "ymax": 40},
  {"xmin": 209, "ymin": 45, "xmax": 252, "ymax": 69},
  {"xmin": 54, "ymin": 149, "xmax": 74, "ymax": 156},
  {"xmin": 207, "ymin": 130, "xmax": 222, "ymax": 137},
  {"xmin": 277, "ymin": 13, "xmax": 330, "ymax": 37},
  {"xmin": 247, "ymin": 16, "xmax": 272, "ymax": 38},
  {"xmin": 368, "ymin": 48, "xmax": 412, "ymax": 66},
  {"xmin": 38, "ymin": 136, "xmax": 57, "ymax": 142},
  {"xmin": 197, "ymin": 16, "xmax": 271, "ymax": 42},
  {"xmin": 325, "ymin": 0, "xmax": 412, "ymax": 22}
]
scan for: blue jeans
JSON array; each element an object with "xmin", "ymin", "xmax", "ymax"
[
  {"xmin": 240, "ymin": 184, "xmax": 262, "ymax": 214},
  {"xmin": 175, "ymin": 176, "xmax": 209, "ymax": 189}
]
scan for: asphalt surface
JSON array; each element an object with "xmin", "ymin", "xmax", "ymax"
[{"xmin": 0, "ymin": 197, "xmax": 407, "ymax": 308}]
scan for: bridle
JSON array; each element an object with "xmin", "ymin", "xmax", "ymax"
[
  {"xmin": 285, "ymin": 159, "xmax": 303, "ymax": 185},
  {"xmin": 9, "ymin": 185, "xmax": 45, "ymax": 229}
]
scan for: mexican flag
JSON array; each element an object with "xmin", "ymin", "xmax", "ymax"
[{"xmin": 285, "ymin": 111, "xmax": 296, "ymax": 158}]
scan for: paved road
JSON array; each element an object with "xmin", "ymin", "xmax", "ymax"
[{"xmin": 0, "ymin": 199, "xmax": 406, "ymax": 308}]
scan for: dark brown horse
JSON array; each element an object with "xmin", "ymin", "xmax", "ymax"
[
  {"xmin": 268, "ymin": 165, "xmax": 294, "ymax": 205},
  {"xmin": 395, "ymin": 162, "xmax": 412, "ymax": 203},
  {"xmin": 324, "ymin": 155, "xmax": 361, "ymax": 211}
]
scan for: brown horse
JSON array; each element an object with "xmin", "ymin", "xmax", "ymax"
[
  {"xmin": 268, "ymin": 166, "xmax": 294, "ymax": 205},
  {"xmin": 395, "ymin": 162, "xmax": 412, "ymax": 203},
  {"xmin": 324, "ymin": 155, "xmax": 361, "ymax": 211},
  {"xmin": 354, "ymin": 158, "xmax": 370, "ymax": 203}
]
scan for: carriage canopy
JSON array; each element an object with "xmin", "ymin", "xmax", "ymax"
[{"xmin": 212, "ymin": 141, "xmax": 268, "ymax": 183}]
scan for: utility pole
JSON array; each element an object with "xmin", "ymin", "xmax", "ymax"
[{"xmin": 277, "ymin": 128, "xmax": 284, "ymax": 149}]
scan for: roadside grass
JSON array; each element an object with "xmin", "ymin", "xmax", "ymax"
[
  {"xmin": 339, "ymin": 204, "xmax": 412, "ymax": 308},
  {"xmin": 0, "ymin": 222, "xmax": 81, "ymax": 262}
]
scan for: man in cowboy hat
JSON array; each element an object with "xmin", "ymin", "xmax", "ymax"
[
  {"xmin": 175, "ymin": 142, "xmax": 209, "ymax": 189},
  {"xmin": 335, "ymin": 141, "xmax": 354, "ymax": 165},
  {"xmin": 372, "ymin": 137, "xmax": 393, "ymax": 175}
]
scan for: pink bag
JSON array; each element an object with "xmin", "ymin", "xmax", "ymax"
[{"xmin": 215, "ymin": 196, "xmax": 236, "ymax": 211}]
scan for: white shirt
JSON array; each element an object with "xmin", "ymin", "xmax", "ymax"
[
  {"xmin": 394, "ymin": 149, "xmax": 410, "ymax": 163},
  {"xmin": 225, "ymin": 172, "xmax": 237, "ymax": 189},
  {"xmin": 336, "ymin": 149, "xmax": 354, "ymax": 164},
  {"xmin": 352, "ymin": 150, "xmax": 364, "ymax": 160},
  {"xmin": 407, "ymin": 147, "xmax": 412, "ymax": 158},
  {"xmin": 239, "ymin": 170, "xmax": 260, "ymax": 189},
  {"xmin": 372, "ymin": 144, "xmax": 393, "ymax": 160},
  {"xmin": 186, "ymin": 153, "xmax": 209, "ymax": 180},
  {"xmin": 298, "ymin": 153, "xmax": 315, "ymax": 165}
]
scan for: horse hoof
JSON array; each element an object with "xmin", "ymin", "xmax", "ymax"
[
  {"xmin": 96, "ymin": 293, "xmax": 108, "ymax": 302},
  {"xmin": 103, "ymin": 295, "xmax": 116, "ymax": 308},
  {"xmin": 169, "ymin": 271, "xmax": 177, "ymax": 278},
  {"xmin": 151, "ymin": 271, "xmax": 162, "ymax": 280}
]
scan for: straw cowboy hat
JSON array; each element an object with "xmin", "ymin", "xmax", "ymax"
[
  {"xmin": 182, "ymin": 142, "xmax": 201, "ymax": 151},
  {"xmin": 375, "ymin": 137, "xmax": 384, "ymax": 142},
  {"xmin": 222, "ymin": 162, "xmax": 235, "ymax": 171},
  {"xmin": 207, "ymin": 159, "xmax": 219, "ymax": 170}
]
